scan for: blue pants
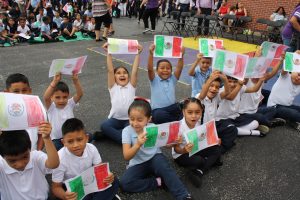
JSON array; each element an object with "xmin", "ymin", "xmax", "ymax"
[
  {"xmin": 101, "ymin": 118, "xmax": 129, "ymax": 144},
  {"xmin": 152, "ymin": 103, "xmax": 183, "ymax": 124},
  {"xmin": 216, "ymin": 119, "xmax": 237, "ymax": 153},
  {"xmin": 275, "ymin": 105, "xmax": 300, "ymax": 123},
  {"xmin": 282, "ymin": 36, "xmax": 293, "ymax": 52},
  {"xmin": 83, "ymin": 179, "xmax": 119, "ymax": 200},
  {"xmin": 120, "ymin": 154, "xmax": 189, "ymax": 200},
  {"xmin": 240, "ymin": 106, "xmax": 277, "ymax": 126}
]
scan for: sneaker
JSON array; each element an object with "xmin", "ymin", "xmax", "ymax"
[
  {"xmin": 186, "ymin": 169, "xmax": 202, "ymax": 188},
  {"xmin": 142, "ymin": 28, "xmax": 151, "ymax": 33},
  {"xmin": 269, "ymin": 118, "xmax": 286, "ymax": 127},
  {"xmin": 185, "ymin": 194, "xmax": 193, "ymax": 200},
  {"xmin": 113, "ymin": 194, "xmax": 121, "ymax": 200},
  {"xmin": 95, "ymin": 38, "xmax": 103, "ymax": 42},
  {"xmin": 257, "ymin": 125, "xmax": 269, "ymax": 135},
  {"xmin": 151, "ymin": 29, "xmax": 155, "ymax": 33}
]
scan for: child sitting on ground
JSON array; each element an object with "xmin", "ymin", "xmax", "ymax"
[
  {"xmin": 120, "ymin": 99, "xmax": 193, "ymax": 200},
  {"xmin": 60, "ymin": 15, "xmax": 77, "ymax": 39},
  {"xmin": 52, "ymin": 11, "xmax": 62, "ymax": 30},
  {"xmin": 17, "ymin": 17, "xmax": 31, "ymax": 42},
  {"xmin": 41, "ymin": 16, "xmax": 59, "ymax": 42},
  {"xmin": 51, "ymin": 118, "xmax": 121, "ymax": 200},
  {"xmin": 188, "ymin": 53, "xmax": 212, "ymax": 97},
  {"xmin": 4, "ymin": 73, "xmax": 44, "ymax": 151},
  {"xmin": 100, "ymin": 43, "xmax": 143, "ymax": 144},
  {"xmin": 87, "ymin": 17, "xmax": 96, "ymax": 38},
  {"xmin": 73, "ymin": 13, "xmax": 83, "ymax": 32},
  {"xmin": 43, "ymin": 72, "xmax": 83, "ymax": 150},
  {"xmin": 147, "ymin": 44, "xmax": 185, "ymax": 124},
  {"xmin": 0, "ymin": 123, "xmax": 59, "ymax": 199}
]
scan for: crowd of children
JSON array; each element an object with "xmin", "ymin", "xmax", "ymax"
[{"xmin": 1, "ymin": 36, "xmax": 300, "ymax": 199}]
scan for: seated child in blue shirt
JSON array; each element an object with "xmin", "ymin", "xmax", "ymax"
[
  {"xmin": 120, "ymin": 99, "xmax": 192, "ymax": 200},
  {"xmin": 41, "ymin": 16, "xmax": 59, "ymax": 42},
  {"xmin": 147, "ymin": 44, "xmax": 185, "ymax": 124},
  {"xmin": 188, "ymin": 53, "xmax": 212, "ymax": 97}
]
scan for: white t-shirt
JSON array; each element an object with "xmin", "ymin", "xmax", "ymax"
[
  {"xmin": 47, "ymin": 98, "xmax": 77, "ymax": 140},
  {"xmin": 0, "ymin": 151, "xmax": 52, "ymax": 200},
  {"xmin": 201, "ymin": 93, "xmax": 221, "ymax": 123},
  {"xmin": 268, "ymin": 73, "xmax": 300, "ymax": 107},
  {"xmin": 88, "ymin": 22, "xmax": 95, "ymax": 31},
  {"xmin": 108, "ymin": 83, "xmax": 136, "ymax": 120},
  {"xmin": 239, "ymin": 80, "xmax": 263, "ymax": 114},
  {"xmin": 216, "ymin": 86, "xmax": 247, "ymax": 121},
  {"xmin": 73, "ymin": 19, "xmax": 82, "ymax": 29},
  {"xmin": 52, "ymin": 143, "xmax": 102, "ymax": 182},
  {"xmin": 17, "ymin": 25, "xmax": 30, "ymax": 34},
  {"xmin": 26, "ymin": 128, "xmax": 41, "ymax": 151}
]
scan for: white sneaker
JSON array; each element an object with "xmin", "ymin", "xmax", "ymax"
[
  {"xmin": 142, "ymin": 28, "xmax": 151, "ymax": 33},
  {"xmin": 113, "ymin": 194, "xmax": 121, "ymax": 200}
]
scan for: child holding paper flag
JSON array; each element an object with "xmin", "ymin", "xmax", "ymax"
[
  {"xmin": 148, "ymin": 43, "xmax": 185, "ymax": 124},
  {"xmin": 120, "ymin": 99, "xmax": 193, "ymax": 200},
  {"xmin": 99, "ymin": 42, "xmax": 143, "ymax": 144},
  {"xmin": 52, "ymin": 118, "xmax": 120, "ymax": 200},
  {"xmin": 172, "ymin": 97, "xmax": 222, "ymax": 188}
]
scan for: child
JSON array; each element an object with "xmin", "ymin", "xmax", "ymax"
[
  {"xmin": 87, "ymin": 17, "xmax": 95, "ymax": 38},
  {"xmin": 267, "ymin": 51, "xmax": 300, "ymax": 131},
  {"xmin": 0, "ymin": 123, "xmax": 59, "ymax": 199},
  {"xmin": 4, "ymin": 73, "xmax": 44, "ymax": 151},
  {"xmin": 147, "ymin": 44, "xmax": 185, "ymax": 124},
  {"xmin": 60, "ymin": 15, "xmax": 77, "ymax": 39},
  {"xmin": 41, "ymin": 16, "xmax": 59, "ymax": 42},
  {"xmin": 43, "ymin": 72, "xmax": 83, "ymax": 150},
  {"xmin": 73, "ymin": 13, "xmax": 83, "ymax": 31},
  {"xmin": 53, "ymin": 11, "xmax": 63, "ymax": 29},
  {"xmin": 173, "ymin": 97, "xmax": 222, "ymax": 187},
  {"xmin": 198, "ymin": 71, "xmax": 237, "ymax": 153},
  {"xmin": 188, "ymin": 53, "xmax": 212, "ymax": 97},
  {"xmin": 227, "ymin": 5, "xmax": 236, "ymax": 32},
  {"xmin": 100, "ymin": 43, "xmax": 143, "ymax": 144},
  {"xmin": 0, "ymin": 28, "xmax": 15, "ymax": 46},
  {"xmin": 17, "ymin": 17, "xmax": 31, "ymax": 42},
  {"xmin": 81, "ymin": 14, "xmax": 90, "ymax": 35},
  {"xmin": 51, "ymin": 118, "xmax": 120, "ymax": 200},
  {"xmin": 5, "ymin": 17, "xmax": 18, "ymax": 40},
  {"xmin": 120, "ymin": 99, "xmax": 193, "ymax": 200}
]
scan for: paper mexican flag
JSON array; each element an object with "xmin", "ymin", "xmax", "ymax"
[
  {"xmin": 183, "ymin": 120, "xmax": 219, "ymax": 157},
  {"xmin": 199, "ymin": 38, "xmax": 223, "ymax": 57},
  {"xmin": 108, "ymin": 38, "xmax": 139, "ymax": 54},
  {"xmin": 0, "ymin": 93, "xmax": 47, "ymax": 130},
  {"xmin": 49, "ymin": 56, "xmax": 87, "ymax": 77},
  {"xmin": 65, "ymin": 163, "xmax": 111, "ymax": 200},
  {"xmin": 63, "ymin": 4, "xmax": 73, "ymax": 13},
  {"xmin": 261, "ymin": 41, "xmax": 288, "ymax": 60},
  {"xmin": 245, "ymin": 57, "xmax": 271, "ymax": 78},
  {"xmin": 144, "ymin": 121, "xmax": 180, "ymax": 148},
  {"xmin": 212, "ymin": 50, "xmax": 249, "ymax": 80},
  {"xmin": 154, "ymin": 35, "xmax": 183, "ymax": 58},
  {"xmin": 284, "ymin": 52, "xmax": 300, "ymax": 72}
]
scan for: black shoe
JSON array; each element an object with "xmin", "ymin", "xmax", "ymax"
[
  {"xmin": 112, "ymin": 194, "xmax": 121, "ymax": 200},
  {"xmin": 186, "ymin": 169, "xmax": 202, "ymax": 188},
  {"xmin": 213, "ymin": 158, "xmax": 223, "ymax": 167},
  {"xmin": 95, "ymin": 38, "xmax": 103, "ymax": 42},
  {"xmin": 269, "ymin": 118, "xmax": 286, "ymax": 127},
  {"xmin": 93, "ymin": 131, "xmax": 106, "ymax": 141},
  {"xmin": 102, "ymin": 36, "xmax": 108, "ymax": 41}
]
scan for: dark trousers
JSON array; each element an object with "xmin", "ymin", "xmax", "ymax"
[
  {"xmin": 240, "ymin": 106, "xmax": 277, "ymax": 126},
  {"xmin": 177, "ymin": 3, "xmax": 189, "ymax": 29},
  {"xmin": 216, "ymin": 119, "xmax": 237, "ymax": 153},
  {"xmin": 143, "ymin": 7, "xmax": 158, "ymax": 30},
  {"xmin": 197, "ymin": 7, "xmax": 212, "ymax": 35},
  {"xmin": 138, "ymin": 5, "xmax": 145, "ymax": 21},
  {"xmin": 274, "ymin": 105, "xmax": 300, "ymax": 123},
  {"xmin": 152, "ymin": 103, "xmax": 183, "ymax": 124},
  {"xmin": 175, "ymin": 145, "xmax": 221, "ymax": 172},
  {"xmin": 120, "ymin": 154, "xmax": 189, "ymax": 200},
  {"xmin": 83, "ymin": 179, "xmax": 119, "ymax": 200},
  {"xmin": 100, "ymin": 118, "xmax": 129, "ymax": 144}
]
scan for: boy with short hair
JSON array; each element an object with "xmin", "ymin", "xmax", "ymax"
[
  {"xmin": 43, "ymin": 72, "xmax": 83, "ymax": 150},
  {"xmin": 17, "ymin": 17, "xmax": 31, "ymax": 42},
  {"xmin": 4, "ymin": 73, "xmax": 43, "ymax": 151},
  {"xmin": 0, "ymin": 122, "xmax": 59, "ymax": 200},
  {"xmin": 41, "ymin": 16, "xmax": 59, "ymax": 42},
  {"xmin": 51, "ymin": 118, "xmax": 120, "ymax": 200},
  {"xmin": 60, "ymin": 15, "xmax": 77, "ymax": 39},
  {"xmin": 188, "ymin": 53, "xmax": 212, "ymax": 97}
]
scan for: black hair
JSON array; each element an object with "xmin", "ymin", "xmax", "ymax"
[
  {"xmin": 181, "ymin": 97, "xmax": 203, "ymax": 110},
  {"xmin": 6, "ymin": 73, "xmax": 30, "ymax": 89},
  {"xmin": 128, "ymin": 98, "xmax": 152, "ymax": 118},
  {"xmin": 0, "ymin": 130, "xmax": 31, "ymax": 156},
  {"xmin": 114, "ymin": 66, "xmax": 129, "ymax": 74},
  {"xmin": 54, "ymin": 81, "xmax": 69, "ymax": 94},
  {"xmin": 275, "ymin": 6, "xmax": 286, "ymax": 17},
  {"xmin": 62, "ymin": 118, "xmax": 85, "ymax": 136},
  {"xmin": 227, "ymin": 76, "xmax": 238, "ymax": 81},
  {"xmin": 156, "ymin": 59, "xmax": 172, "ymax": 69},
  {"xmin": 42, "ymin": 16, "xmax": 49, "ymax": 23}
]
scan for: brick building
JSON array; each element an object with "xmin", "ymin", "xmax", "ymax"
[{"xmin": 226, "ymin": 0, "xmax": 299, "ymax": 29}]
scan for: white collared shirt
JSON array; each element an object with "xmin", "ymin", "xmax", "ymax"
[
  {"xmin": 239, "ymin": 80, "xmax": 263, "ymax": 114},
  {"xmin": 0, "ymin": 151, "xmax": 51, "ymax": 200},
  {"xmin": 52, "ymin": 143, "xmax": 102, "ymax": 183},
  {"xmin": 108, "ymin": 83, "xmax": 136, "ymax": 120},
  {"xmin": 201, "ymin": 93, "xmax": 221, "ymax": 123},
  {"xmin": 26, "ymin": 127, "xmax": 41, "ymax": 150}
]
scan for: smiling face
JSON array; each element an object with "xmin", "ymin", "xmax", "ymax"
[
  {"xmin": 200, "ymin": 58, "xmax": 211, "ymax": 72},
  {"xmin": 4, "ymin": 150, "xmax": 30, "ymax": 171},
  {"xmin": 129, "ymin": 108, "xmax": 151, "ymax": 135},
  {"xmin": 114, "ymin": 67, "xmax": 129, "ymax": 86},
  {"xmin": 228, "ymin": 79, "xmax": 238, "ymax": 90},
  {"xmin": 156, "ymin": 61, "xmax": 172, "ymax": 80},
  {"xmin": 207, "ymin": 80, "xmax": 221, "ymax": 99},
  {"xmin": 183, "ymin": 102, "xmax": 203, "ymax": 129},
  {"xmin": 62, "ymin": 130, "xmax": 88, "ymax": 157},
  {"xmin": 51, "ymin": 90, "xmax": 69, "ymax": 109}
]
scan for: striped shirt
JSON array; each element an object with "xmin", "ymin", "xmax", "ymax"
[{"xmin": 92, "ymin": 0, "xmax": 108, "ymax": 17}]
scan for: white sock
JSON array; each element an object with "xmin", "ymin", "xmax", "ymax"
[
  {"xmin": 237, "ymin": 128, "xmax": 260, "ymax": 136},
  {"xmin": 156, "ymin": 177, "xmax": 162, "ymax": 187},
  {"xmin": 238, "ymin": 120, "xmax": 259, "ymax": 130}
]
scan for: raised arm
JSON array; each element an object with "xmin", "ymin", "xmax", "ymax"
[
  {"xmin": 174, "ymin": 47, "xmax": 185, "ymax": 80},
  {"xmin": 103, "ymin": 42, "xmax": 115, "ymax": 88},
  {"xmin": 43, "ymin": 73, "xmax": 61, "ymax": 110},
  {"xmin": 198, "ymin": 71, "xmax": 220, "ymax": 100},
  {"xmin": 245, "ymin": 77, "xmax": 264, "ymax": 93},
  {"xmin": 123, "ymin": 132, "xmax": 146, "ymax": 160},
  {"xmin": 219, "ymin": 73, "xmax": 230, "ymax": 99},
  {"xmin": 188, "ymin": 53, "xmax": 203, "ymax": 76},
  {"xmin": 130, "ymin": 44, "xmax": 143, "ymax": 87},
  {"xmin": 265, "ymin": 56, "xmax": 284, "ymax": 81},
  {"xmin": 147, "ymin": 44, "xmax": 156, "ymax": 81},
  {"xmin": 72, "ymin": 73, "xmax": 83, "ymax": 103}
]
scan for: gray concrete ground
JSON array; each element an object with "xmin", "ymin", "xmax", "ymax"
[{"xmin": 0, "ymin": 17, "xmax": 300, "ymax": 200}]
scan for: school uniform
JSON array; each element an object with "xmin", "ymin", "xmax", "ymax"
[
  {"xmin": 0, "ymin": 151, "xmax": 52, "ymax": 200},
  {"xmin": 191, "ymin": 67, "xmax": 211, "ymax": 97},
  {"xmin": 267, "ymin": 73, "xmax": 300, "ymax": 123},
  {"xmin": 172, "ymin": 119, "xmax": 221, "ymax": 172},
  {"xmin": 151, "ymin": 74, "xmax": 182, "ymax": 124},
  {"xmin": 52, "ymin": 143, "xmax": 119, "ymax": 200},
  {"xmin": 120, "ymin": 125, "xmax": 189, "ymax": 200},
  {"xmin": 101, "ymin": 83, "xmax": 135, "ymax": 144},
  {"xmin": 26, "ymin": 128, "xmax": 41, "ymax": 151}
]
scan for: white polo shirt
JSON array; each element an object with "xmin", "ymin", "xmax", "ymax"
[
  {"xmin": 0, "ymin": 151, "xmax": 52, "ymax": 200},
  {"xmin": 216, "ymin": 86, "xmax": 247, "ymax": 121},
  {"xmin": 108, "ymin": 83, "xmax": 135, "ymax": 120},
  {"xmin": 52, "ymin": 143, "xmax": 102, "ymax": 182},
  {"xmin": 239, "ymin": 80, "xmax": 263, "ymax": 114},
  {"xmin": 268, "ymin": 73, "xmax": 300, "ymax": 107},
  {"xmin": 26, "ymin": 127, "xmax": 41, "ymax": 150},
  {"xmin": 201, "ymin": 93, "xmax": 221, "ymax": 123},
  {"xmin": 17, "ymin": 25, "xmax": 30, "ymax": 34},
  {"xmin": 47, "ymin": 98, "xmax": 77, "ymax": 140}
]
